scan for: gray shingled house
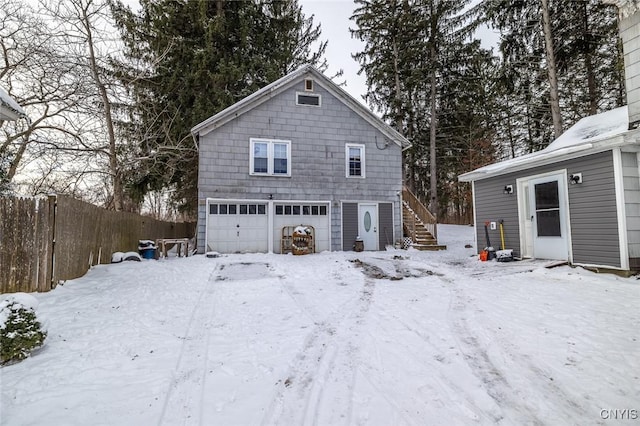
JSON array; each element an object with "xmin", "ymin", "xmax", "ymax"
[
  {"xmin": 459, "ymin": 4, "xmax": 640, "ymax": 272},
  {"xmin": 191, "ymin": 65, "xmax": 412, "ymax": 254}
]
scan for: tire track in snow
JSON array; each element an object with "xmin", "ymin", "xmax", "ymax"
[
  {"xmin": 443, "ymin": 275, "xmax": 545, "ymax": 425},
  {"xmin": 361, "ymin": 299, "xmax": 498, "ymax": 425},
  {"xmin": 157, "ymin": 265, "xmax": 220, "ymax": 426},
  {"xmin": 261, "ymin": 276, "xmax": 375, "ymax": 426}
]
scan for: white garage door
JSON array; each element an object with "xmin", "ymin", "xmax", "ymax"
[
  {"xmin": 207, "ymin": 202, "xmax": 269, "ymax": 253},
  {"xmin": 273, "ymin": 203, "xmax": 330, "ymax": 253}
]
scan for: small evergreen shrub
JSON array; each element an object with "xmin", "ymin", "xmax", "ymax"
[{"xmin": 1, "ymin": 294, "xmax": 47, "ymax": 365}]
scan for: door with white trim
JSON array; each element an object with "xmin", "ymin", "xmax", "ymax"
[
  {"xmin": 358, "ymin": 203, "xmax": 378, "ymax": 251},
  {"xmin": 528, "ymin": 173, "xmax": 569, "ymax": 260}
]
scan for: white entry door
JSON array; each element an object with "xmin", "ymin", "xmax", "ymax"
[
  {"xmin": 358, "ymin": 203, "xmax": 378, "ymax": 251},
  {"xmin": 528, "ymin": 173, "xmax": 570, "ymax": 260}
]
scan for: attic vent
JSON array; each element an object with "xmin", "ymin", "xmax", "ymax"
[
  {"xmin": 296, "ymin": 92, "xmax": 321, "ymax": 107},
  {"xmin": 304, "ymin": 79, "xmax": 313, "ymax": 91}
]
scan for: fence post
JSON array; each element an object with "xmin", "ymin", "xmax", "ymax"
[{"xmin": 47, "ymin": 195, "xmax": 57, "ymax": 290}]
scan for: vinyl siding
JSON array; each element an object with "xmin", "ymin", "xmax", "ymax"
[
  {"xmin": 197, "ymin": 77, "xmax": 403, "ymax": 253},
  {"xmin": 473, "ymin": 179, "xmax": 519, "ymax": 254},
  {"xmin": 378, "ymin": 202, "xmax": 393, "ymax": 248},
  {"xmin": 473, "ymin": 151, "xmax": 621, "ymax": 268},
  {"xmin": 342, "ymin": 203, "xmax": 358, "ymax": 251},
  {"xmin": 198, "ymin": 201, "xmax": 206, "ymax": 252},
  {"xmin": 620, "ymin": 10, "xmax": 640, "ymax": 126},
  {"xmin": 568, "ymin": 152, "xmax": 620, "ymax": 268}
]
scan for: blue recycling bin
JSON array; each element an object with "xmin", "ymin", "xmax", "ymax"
[
  {"xmin": 140, "ymin": 248, "xmax": 156, "ymax": 259},
  {"xmin": 138, "ymin": 240, "xmax": 157, "ymax": 259}
]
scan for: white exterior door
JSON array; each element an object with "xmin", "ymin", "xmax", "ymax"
[
  {"xmin": 207, "ymin": 201, "xmax": 269, "ymax": 253},
  {"xmin": 358, "ymin": 203, "xmax": 378, "ymax": 251},
  {"xmin": 527, "ymin": 173, "xmax": 570, "ymax": 260}
]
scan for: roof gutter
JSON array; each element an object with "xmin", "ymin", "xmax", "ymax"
[{"xmin": 459, "ymin": 136, "xmax": 629, "ymax": 182}]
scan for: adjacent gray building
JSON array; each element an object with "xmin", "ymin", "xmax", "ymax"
[
  {"xmin": 459, "ymin": 4, "xmax": 640, "ymax": 272},
  {"xmin": 191, "ymin": 65, "xmax": 410, "ymax": 254}
]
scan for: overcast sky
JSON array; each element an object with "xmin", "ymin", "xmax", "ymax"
[{"xmin": 299, "ymin": 0, "xmax": 368, "ymax": 104}]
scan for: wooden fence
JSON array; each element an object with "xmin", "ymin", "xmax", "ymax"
[{"xmin": 0, "ymin": 195, "xmax": 195, "ymax": 294}]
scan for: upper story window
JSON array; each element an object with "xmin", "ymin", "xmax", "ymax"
[
  {"xmin": 296, "ymin": 92, "xmax": 321, "ymax": 107},
  {"xmin": 346, "ymin": 144, "xmax": 365, "ymax": 178},
  {"xmin": 250, "ymin": 138, "xmax": 291, "ymax": 177}
]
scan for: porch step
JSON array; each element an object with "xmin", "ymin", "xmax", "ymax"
[{"xmin": 402, "ymin": 200, "xmax": 445, "ymax": 249}]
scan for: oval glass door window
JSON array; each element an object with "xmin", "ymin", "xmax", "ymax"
[{"xmin": 364, "ymin": 211, "xmax": 371, "ymax": 232}]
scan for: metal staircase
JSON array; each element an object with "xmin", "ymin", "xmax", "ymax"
[{"xmin": 402, "ymin": 186, "xmax": 446, "ymax": 251}]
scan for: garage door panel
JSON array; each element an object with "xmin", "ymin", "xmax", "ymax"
[
  {"xmin": 273, "ymin": 203, "xmax": 330, "ymax": 253},
  {"xmin": 208, "ymin": 202, "xmax": 268, "ymax": 253}
]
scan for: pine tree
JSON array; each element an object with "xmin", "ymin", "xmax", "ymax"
[
  {"xmin": 352, "ymin": 0, "xmax": 480, "ymax": 219},
  {"xmin": 437, "ymin": 41, "xmax": 499, "ymax": 222},
  {"xmin": 109, "ymin": 0, "xmax": 326, "ymax": 214},
  {"xmin": 480, "ymin": 0, "xmax": 623, "ymax": 154}
]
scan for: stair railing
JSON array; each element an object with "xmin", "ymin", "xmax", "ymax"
[{"xmin": 402, "ymin": 186, "xmax": 437, "ymax": 240}]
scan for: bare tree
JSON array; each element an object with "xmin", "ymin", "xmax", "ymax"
[
  {"xmin": 42, "ymin": 0, "xmax": 126, "ymax": 210},
  {"xmin": 0, "ymin": 0, "xmax": 134, "ymax": 208}
]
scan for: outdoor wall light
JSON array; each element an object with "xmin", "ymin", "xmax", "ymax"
[
  {"xmin": 503, "ymin": 184, "xmax": 514, "ymax": 194},
  {"xmin": 569, "ymin": 173, "xmax": 583, "ymax": 184},
  {"xmin": 268, "ymin": 194, "xmax": 273, "ymax": 200}
]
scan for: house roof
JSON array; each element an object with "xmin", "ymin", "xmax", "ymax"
[
  {"xmin": 0, "ymin": 86, "xmax": 26, "ymax": 121},
  {"xmin": 458, "ymin": 106, "xmax": 633, "ymax": 182},
  {"xmin": 190, "ymin": 65, "xmax": 411, "ymax": 150}
]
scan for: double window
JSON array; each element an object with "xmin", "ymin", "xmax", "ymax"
[
  {"xmin": 250, "ymin": 138, "xmax": 291, "ymax": 176},
  {"xmin": 346, "ymin": 144, "xmax": 365, "ymax": 178}
]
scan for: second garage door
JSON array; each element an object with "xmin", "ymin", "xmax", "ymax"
[{"xmin": 273, "ymin": 203, "xmax": 330, "ymax": 253}]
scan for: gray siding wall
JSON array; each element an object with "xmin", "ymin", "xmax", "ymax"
[
  {"xmin": 622, "ymin": 151, "xmax": 640, "ymax": 268},
  {"xmin": 378, "ymin": 202, "xmax": 394, "ymax": 248},
  {"xmin": 342, "ymin": 203, "xmax": 358, "ymax": 251},
  {"xmin": 567, "ymin": 152, "xmax": 620, "ymax": 267},
  {"xmin": 197, "ymin": 78, "xmax": 403, "ymax": 253},
  {"xmin": 620, "ymin": 10, "xmax": 640, "ymax": 126},
  {"xmin": 474, "ymin": 177, "xmax": 519, "ymax": 254},
  {"xmin": 197, "ymin": 200, "xmax": 206, "ymax": 251},
  {"xmin": 474, "ymin": 151, "xmax": 621, "ymax": 268}
]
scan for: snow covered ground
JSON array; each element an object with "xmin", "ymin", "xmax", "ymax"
[{"xmin": 2, "ymin": 225, "xmax": 639, "ymax": 425}]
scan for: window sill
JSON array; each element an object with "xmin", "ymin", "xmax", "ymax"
[{"xmin": 249, "ymin": 173, "xmax": 292, "ymax": 177}]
